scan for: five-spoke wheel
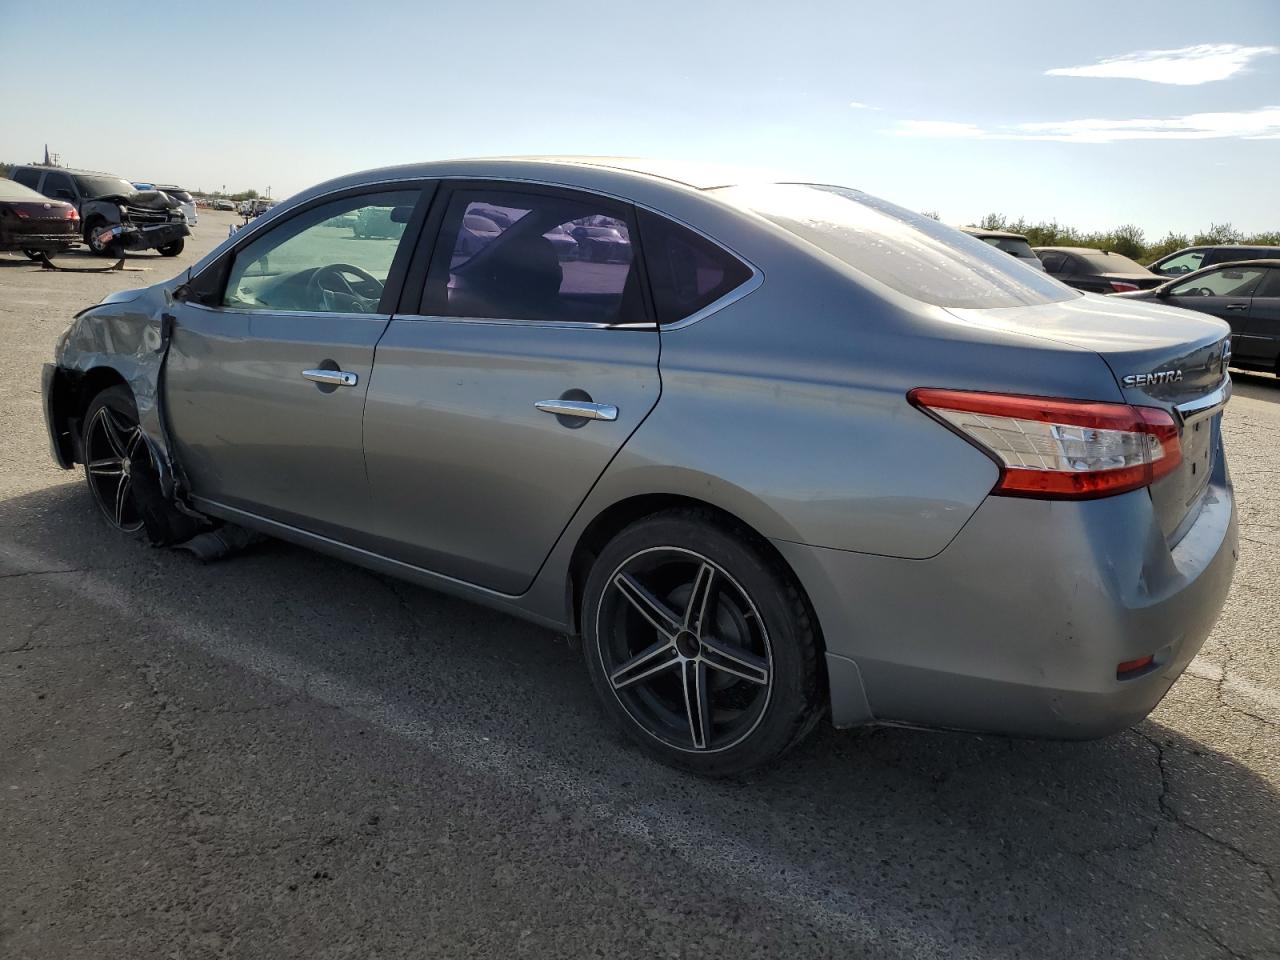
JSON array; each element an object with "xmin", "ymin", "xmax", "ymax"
[
  {"xmin": 82, "ymin": 386, "xmax": 151, "ymax": 533},
  {"xmin": 583, "ymin": 510, "xmax": 821, "ymax": 775}
]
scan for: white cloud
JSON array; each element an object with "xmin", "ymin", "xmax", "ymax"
[
  {"xmin": 1046, "ymin": 43, "xmax": 1278, "ymax": 85},
  {"xmin": 892, "ymin": 106, "xmax": 1280, "ymax": 143},
  {"xmin": 848, "ymin": 100, "xmax": 881, "ymax": 110}
]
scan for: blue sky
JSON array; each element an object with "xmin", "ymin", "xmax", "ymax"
[{"xmin": 3, "ymin": 0, "xmax": 1277, "ymax": 236}]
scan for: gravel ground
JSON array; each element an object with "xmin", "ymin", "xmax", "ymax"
[{"xmin": 1, "ymin": 212, "xmax": 1277, "ymax": 959}]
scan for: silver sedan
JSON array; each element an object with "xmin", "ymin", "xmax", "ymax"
[{"xmin": 42, "ymin": 158, "xmax": 1237, "ymax": 775}]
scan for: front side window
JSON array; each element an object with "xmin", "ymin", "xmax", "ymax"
[
  {"xmin": 424, "ymin": 188, "xmax": 642, "ymax": 324},
  {"xmin": 1169, "ymin": 266, "xmax": 1267, "ymax": 298},
  {"xmin": 637, "ymin": 209, "xmax": 753, "ymax": 323},
  {"xmin": 1156, "ymin": 250, "xmax": 1205, "ymax": 275},
  {"xmin": 222, "ymin": 190, "xmax": 418, "ymax": 314},
  {"xmin": 715, "ymin": 183, "xmax": 1075, "ymax": 309}
]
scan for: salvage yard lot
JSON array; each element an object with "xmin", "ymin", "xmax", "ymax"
[{"xmin": 1, "ymin": 210, "xmax": 1278, "ymax": 959}]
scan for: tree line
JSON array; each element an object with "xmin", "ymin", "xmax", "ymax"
[{"xmin": 968, "ymin": 214, "xmax": 1280, "ymax": 265}]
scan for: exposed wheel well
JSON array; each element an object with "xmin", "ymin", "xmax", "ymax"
[
  {"xmin": 566, "ymin": 494, "xmax": 826, "ymax": 660},
  {"xmin": 50, "ymin": 367, "xmax": 131, "ymax": 464}
]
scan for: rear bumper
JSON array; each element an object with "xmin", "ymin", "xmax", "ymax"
[
  {"xmin": 777, "ymin": 442, "xmax": 1237, "ymax": 738},
  {"xmin": 1, "ymin": 228, "xmax": 78, "ymax": 251}
]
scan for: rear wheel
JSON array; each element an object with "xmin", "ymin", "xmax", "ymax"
[
  {"xmin": 157, "ymin": 239, "xmax": 184, "ymax": 257},
  {"xmin": 81, "ymin": 386, "xmax": 152, "ymax": 534},
  {"xmin": 582, "ymin": 509, "xmax": 822, "ymax": 776}
]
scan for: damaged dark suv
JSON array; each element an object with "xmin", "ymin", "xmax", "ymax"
[{"xmin": 9, "ymin": 165, "xmax": 190, "ymax": 258}]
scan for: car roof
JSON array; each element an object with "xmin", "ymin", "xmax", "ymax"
[
  {"xmin": 15, "ymin": 165, "xmax": 128, "ymax": 179},
  {"xmin": 960, "ymin": 226, "xmax": 1028, "ymax": 240},
  {"xmin": 1032, "ymin": 247, "xmax": 1136, "ymax": 256}
]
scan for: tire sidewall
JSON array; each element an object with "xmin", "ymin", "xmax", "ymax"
[{"xmin": 581, "ymin": 513, "xmax": 817, "ymax": 776}]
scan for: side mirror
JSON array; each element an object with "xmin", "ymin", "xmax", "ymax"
[
  {"xmin": 1154, "ymin": 286, "xmax": 1170, "ymax": 298},
  {"xmin": 172, "ymin": 283, "xmax": 191, "ymax": 303}
]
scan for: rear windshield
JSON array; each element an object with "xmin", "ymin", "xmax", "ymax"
[
  {"xmin": 0, "ymin": 178, "xmax": 43, "ymax": 201},
  {"xmin": 1077, "ymin": 252, "xmax": 1147, "ymax": 273},
  {"xmin": 982, "ymin": 236, "xmax": 1038, "ymax": 259},
  {"xmin": 718, "ymin": 183, "xmax": 1075, "ymax": 308},
  {"xmin": 74, "ymin": 174, "xmax": 136, "ymax": 198}
]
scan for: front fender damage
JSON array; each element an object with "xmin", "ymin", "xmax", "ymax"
[{"xmin": 55, "ymin": 287, "xmax": 210, "ymax": 547}]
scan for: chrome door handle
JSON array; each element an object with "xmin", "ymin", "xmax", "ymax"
[
  {"xmin": 302, "ymin": 368, "xmax": 358, "ymax": 387},
  {"xmin": 1224, "ymin": 303, "xmax": 1247, "ymax": 311},
  {"xmin": 535, "ymin": 399, "xmax": 618, "ymax": 421}
]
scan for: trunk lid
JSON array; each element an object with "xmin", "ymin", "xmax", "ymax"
[{"xmin": 948, "ymin": 293, "xmax": 1231, "ymax": 543}]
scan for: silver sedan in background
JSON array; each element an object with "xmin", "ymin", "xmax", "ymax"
[{"xmin": 42, "ymin": 158, "xmax": 1237, "ymax": 774}]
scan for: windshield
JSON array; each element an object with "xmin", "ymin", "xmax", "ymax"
[
  {"xmin": 74, "ymin": 174, "xmax": 136, "ymax": 199},
  {"xmin": 718, "ymin": 183, "xmax": 1075, "ymax": 308}
]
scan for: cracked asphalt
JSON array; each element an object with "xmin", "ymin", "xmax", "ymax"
[{"xmin": 1, "ymin": 216, "xmax": 1277, "ymax": 959}]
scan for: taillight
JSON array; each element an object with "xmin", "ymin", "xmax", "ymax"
[
  {"xmin": 1109, "ymin": 280, "xmax": 1139, "ymax": 293},
  {"xmin": 908, "ymin": 388, "xmax": 1182, "ymax": 499},
  {"xmin": 65, "ymin": 207, "xmax": 79, "ymax": 221},
  {"xmin": 13, "ymin": 207, "xmax": 30, "ymax": 219}
]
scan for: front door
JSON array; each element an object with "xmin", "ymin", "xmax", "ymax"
[
  {"xmin": 165, "ymin": 187, "xmax": 426, "ymax": 542},
  {"xmin": 1162, "ymin": 264, "xmax": 1268, "ymax": 357},
  {"xmin": 362, "ymin": 183, "xmax": 660, "ymax": 594}
]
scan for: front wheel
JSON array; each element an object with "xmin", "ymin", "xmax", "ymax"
[
  {"xmin": 582, "ymin": 509, "xmax": 822, "ymax": 776},
  {"xmin": 85, "ymin": 218, "xmax": 123, "ymax": 258},
  {"xmin": 156, "ymin": 239, "xmax": 184, "ymax": 257},
  {"xmin": 81, "ymin": 386, "xmax": 154, "ymax": 535}
]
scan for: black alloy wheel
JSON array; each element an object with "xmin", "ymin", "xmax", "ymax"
[{"xmin": 583, "ymin": 510, "xmax": 821, "ymax": 776}]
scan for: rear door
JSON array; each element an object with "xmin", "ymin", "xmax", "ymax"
[
  {"xmin": 361, "ymin": 182, "xmax": 660, "ymax": 594},
  {"xmin": 166, "ymin": 184, "xmax": 430, "ymax": 543},
  {"xmin": 1242, "ymin": 268, "xmax": 1280, "ymax": 368},
  {"xmin": 1161, "ymin": 264, "xmax": 1267, "ymax": 349}
]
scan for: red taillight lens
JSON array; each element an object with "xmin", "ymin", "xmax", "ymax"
[
  {"xmin": 908, "ymin": 389, "xmax": 1182, "ymax": 499},
  {"xmin": 1117, "ymin": 655, "xmax": 1155, "ymax": 677},
  {"xmin": 1109, "ymin": 280, "xmax": 1139, "ymax": 293},
  {"xmin": 65, "ymin": 206, "xmax": 79, "ymax": 221},
  {"xmin": 13, "ymin": 207, "xmax": 30, "ymax": 219}
]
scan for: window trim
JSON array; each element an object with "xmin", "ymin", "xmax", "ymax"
[{"xmin": 405, "ymin": 178, "xmax": 657, "ymax": 329}]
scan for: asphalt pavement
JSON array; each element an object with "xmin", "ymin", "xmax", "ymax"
[{"xmin": 1, "ymin": 212, "xmax": 1277, "ymax": 959}]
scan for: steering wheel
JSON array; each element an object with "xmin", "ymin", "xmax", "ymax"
[
  {"xmin": 1191, "ymin": 287, "xmax": 1214, "ymax": 297},
  {"xmin": 307, "ymin": 263, "xmax": 382, "ymax": 312}
]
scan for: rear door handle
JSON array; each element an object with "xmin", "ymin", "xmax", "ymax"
[
  {"xmin": 1225, "ymin": 303, "xmax": 1247, "ymax": 311},
  {"xmin": 535, "ymin": 399, "xmax": 618, "ymax": 421},
  {"xmin": 302, "ymin": 368, "xmax": 358, "ymax": 387}
]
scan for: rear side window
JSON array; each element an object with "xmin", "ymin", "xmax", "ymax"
[
  {"xmin": 12, "ymin": 168, "xmax": 40, "ymax": 189},
  {"xmin": 638, "ymin": 210, "xmax": 753, "ymax": 324},
  {"xmin": 41, "ymin": 171, "xmax": 76, "ymax": 200},
  {"xmin": 424, "ymin": 188, "xmax": 644, "ymax": 324},
  {"xmin": 1035, "ymin": 250, "xmax": 1068, "ymax": 274},
  {"xmin": 981, "ymin": 236, "xmax": 1038, "ymax": 260},
  {"xmin": 719, "ymin": 183, "xmax": 1074, "ymax": 309}
]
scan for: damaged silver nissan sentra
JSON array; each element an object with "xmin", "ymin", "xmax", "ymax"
[{"xmin": 42, "ymin": 157, "xmax": 1238, "ymax": 775}]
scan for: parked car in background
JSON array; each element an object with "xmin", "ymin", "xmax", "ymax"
[
  {"xmin": 1033, "ymin": 247, "xmax": 1164, "ymax": 293},
  {"xmin": 1114, "ymin": 259, "xmax": 1280, "ymax": 375},
  {"xmin": 41, "ymin": 157, "xmax": 1236, "ymax": 775},
  {"xmin": 212, "ymin": 199, "xmax": 236, "ymax": 211},
  {"xmin": 9, "ymin": 165, "xmax": 188, "ymax": 257},
  {"xmin": 571, "ymin": 222, "xmax": 631, "ymax": 262},
  {"xmin": 960, "ymin": 226, "xmax": 1045, "ymax": 271},
  {"xmin": 0, "ymin": 177, "xmax": 79, "ymax": 259},
  {"xmin": 155, "ymin": 186, "xmax": 198, "ymax": 227},
  {"xmin": 1147, "ymin": 244, "xmax": 1280, "ymax": 277}
]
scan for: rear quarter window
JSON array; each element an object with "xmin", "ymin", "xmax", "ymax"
[
  {"xmin": 719, "ymin": 183, "xmax": 1074, "ymax": 309},
  {"xmin": 637, "ymin": 210, "xmax": 754, "ymax": 323},
  {"xmin": 12, "ymin": 168, "xmax": 40, "ymax": 190}
]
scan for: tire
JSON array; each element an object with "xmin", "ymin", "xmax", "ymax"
[
  {"xmin": 581, "ymin": 508, "xmax": 822, "ymax": 776},
  {"xmin": 85, "ymin": 217, "xmax": 123, "ymax": 258},
  {"xmin": 157, "ymin": 239, "xmax": 184, "ymax": 257},
  {"xmin": 81, "ymin": 386, "xmax": 152, "ymax": 536}
]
